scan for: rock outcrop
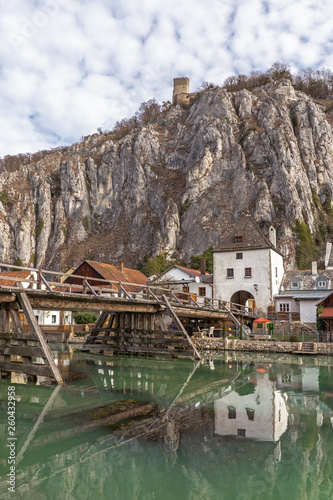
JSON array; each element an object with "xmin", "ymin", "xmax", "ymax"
[{"xmin": 1, "ymin": 79, "xmax": 333, "ymax": 270}]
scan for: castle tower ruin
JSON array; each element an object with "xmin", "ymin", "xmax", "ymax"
[{"xmin": 173, "ymin": 77, "xmax": 190, "ymax": 105}]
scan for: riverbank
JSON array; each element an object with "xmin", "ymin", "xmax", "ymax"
[{"xmin": 193, "ymin": 338, "xmax": 333, "ymax": 356}]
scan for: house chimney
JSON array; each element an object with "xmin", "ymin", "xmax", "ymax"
[
  {"xmin": 268, "ymin": 225, "xmax": 276, "ymax": 248},
  {"xmin": 119, "ymin": 262, "xmax": 124, "ymax": 273},
  {"xmin": 312, "ymin": 261, "xmax": 317, "ymax": 276},
  {"xmin": 200, "ymin": 260, "xmax": 206, "ymax": 276}
]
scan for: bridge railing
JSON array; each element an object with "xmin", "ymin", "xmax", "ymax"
[{"xmin": 0, "ymin": 262, "xmax": 257, "ymax": 317}]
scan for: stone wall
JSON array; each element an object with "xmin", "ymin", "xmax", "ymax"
[{"xmin": 192, "ymin": 338, "xmax": 333, "ymax": 356}]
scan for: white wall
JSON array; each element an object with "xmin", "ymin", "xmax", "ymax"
[
  {"xmin": 214, "ymin": 248, "xmax": 284, "ymax": 312},
  {"xmin": 274, "ymin": 297, "xmax": 300, "ymax": 314},
  {"xmin": 34, "ymin": 310, "xmax": 72, "ymax": 326},
  {"xmin": 299, "ymin": 300, "xmax": 319, "ymax": 323},
  {"xmin": 159, "ymin": 268, "xmax": 213, "ymax": 302}
]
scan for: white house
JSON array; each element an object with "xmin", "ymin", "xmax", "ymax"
[
  {"xmin": 151, "ymin": 264, "xmax": 213, "ymax": 304},
  {"xmin": 34, "ymin": 310, "xmax": 72, "ymax": 326},
  {"xmin": 213, "ymin": 217, "xmax": 284, "ymax": 313},
  {"xmin": 274, "ymin": 262, "xmax": 333, "ymax": 323},
  {"xmin": 0, "ymin": 270, "xmax": 72, "ymax": 328}
]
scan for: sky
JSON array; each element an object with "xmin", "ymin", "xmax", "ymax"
[{"xmin": 1, "ymin": 0, "xmax": 333, "ymax": 156}]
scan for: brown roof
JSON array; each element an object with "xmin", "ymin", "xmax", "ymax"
[
  {"xmin": 87, "ymin": 261, "xmax": 147, "ymax": 286},
  {"xmin": 214, "ymin": 217, "xmax": 281, "ymax": 254},
  {"xmin": 66, "ymin": 261, "xmax": 148, "ymax": 293},
  {"xmin": 0, "ymin": 271, "xmax": 33, "ymax": 287}
]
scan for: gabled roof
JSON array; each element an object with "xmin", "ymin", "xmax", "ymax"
[
  {"xmin": 0, "ymin": 270, "xmax": 33, "ymax": 287},
  {"xmin": 66, "ymin": 261, "xmax": 147, "ymax": 292},
  {"xmin": 86, "ymin": 261, "xmax": 147, "ymax": 286},
  {"xmin": 280, "ymin": 269, "xmax": 333, "ymax": 291},
  {"xmin": 214, "ymin": 217, "xmax": 281, "ymax": 254},
  {"xmin": 173, "ymin": 265, "xmax": 209, "ymax": 277},
  {"xmin": 154, "ymin": 265, "xmax": 209, "ymax": 282}
]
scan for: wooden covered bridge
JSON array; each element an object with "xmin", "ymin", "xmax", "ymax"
[{"xmin": 0, "ymin": 263, "xmax": 258, "ymax": 384}]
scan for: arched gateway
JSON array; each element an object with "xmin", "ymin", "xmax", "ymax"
[{"xmin": 230, "ymin": 290, "xmax": 255, "ymax": 310}]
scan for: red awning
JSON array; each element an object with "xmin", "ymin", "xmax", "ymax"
[
  {"xmin": 319, "ymin": 308, "xmax": 333, "ymax": 319},
  {"xmin": 253, "ymin": 317, "xmax": 271, "ymax": 323}
]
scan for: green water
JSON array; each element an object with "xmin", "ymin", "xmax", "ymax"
[{"xmin": 1, "ymin": 347, "xmax": 333, "ymax": 500}]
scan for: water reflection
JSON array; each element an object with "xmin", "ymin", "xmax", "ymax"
[{"xmin": 0, "ymin": 350, "xmax": 333, "ymax": 500}]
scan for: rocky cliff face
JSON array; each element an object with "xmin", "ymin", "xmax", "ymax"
[{"xmin": 1, "ymin": 79, "xmax": 333, "ymax": 271}]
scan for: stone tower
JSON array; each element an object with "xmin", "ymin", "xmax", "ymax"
[{"xmin": 173, "ymin": 77, "xmax": 189, "ymax": 105}]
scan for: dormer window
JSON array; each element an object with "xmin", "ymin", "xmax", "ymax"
[
  {"xmin": 234, "ymin": 235, "xmax": 243, "ymax": 244},
  {"xmin": 317, "ymin": 276, "xmax": 328, "ymax": 289},
  {"xmin": 290, "ymin": 278, "xmax": 301, "ymax": 290}
]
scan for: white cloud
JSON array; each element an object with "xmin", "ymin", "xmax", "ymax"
[{"xmin": 0, "ymin": 0, "xmax": 333, "ymax": 155}]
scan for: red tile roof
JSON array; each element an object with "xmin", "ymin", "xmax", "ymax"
[
  {"xmin": 173, "ymin": 265, "xmax": 209, "ymax": 277},
  {"xmin": 319, "ymin": 308, "xmax": 333, "ymax": 319},
  {"xmin": 0, "ymin": 271, "xmax": 33, "ymax": 287}
]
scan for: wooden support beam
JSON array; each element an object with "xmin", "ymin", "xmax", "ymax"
[
  {"xmin": 84, "ymin": 280, "xmax": 98, "ymax": 297},
  {"xmin": 0, "ymin": 305, "xmax": 10, "ymax": 331},
  {"xmin": 39, "ymin": 272, "xmax": 53, "ymax": 293},
  {"xmin": 0, "ymin": 294, "xmax": 16, "ymax": 303},
  {"xmin": 16, "ymin": 291, "xmax": 63, "ymax": 385},
  {"xmin": 0, "ymin": 362, "xmax": 54, "ymax": 377},
  {"xmin": 162, "ymin": 295, "xmax": 201, "ymax": 360},
  {"xmin": 26, "ymin": 297, "xmax": 159, "ymax": 313}
]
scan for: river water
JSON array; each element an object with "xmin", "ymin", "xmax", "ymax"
[{"xmin": 1, "ymin": 346, "xmax": 333, "ymax": 500}]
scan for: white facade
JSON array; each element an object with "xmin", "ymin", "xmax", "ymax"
[
  {"xmin": 214, "ymin": 248, "xmax": 284, "ymax": 313},
  {"xmin": 34, "ymin": 310, "xmax": 72, "ymax": 326},
  {"xmin": 154, "ymin": 266, "xmax": 213, "ymax": 304},
  {"xmin": 274, "ymin": 297, "xmax": 319, "ymax": 323}
]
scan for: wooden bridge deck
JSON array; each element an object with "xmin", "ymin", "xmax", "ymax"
[{"xmin": 0, "ymin": 263, "xmax": 258, "ymax": 384}]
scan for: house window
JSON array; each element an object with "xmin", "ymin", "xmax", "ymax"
[
  {"xmin": 234, "ymin": 236, "xmax": 243, "ymax": 244},
  {"xmin": 51, "ymin": 315, "xmax": 57, "ymax": 324},
  {"xmin": 227, "ymin": 268, "xmax": 234, "ymax": 278},
  {"xmin": 35, "ymin": 315, "xmax": 39, "ymax": 324},
  {"xmin": 228, "ymin": 406, "xmax": 236, "ymax": 419},
  {"xmin": 275, "ymin": 267, "xmax": 278, "ymax": 277},
  {"xmin": 256, "ymin": 323, "xmax": 263, "ymax": 329},
  {"xmin": 279, "ymin": 303, "xmax": 290, "ymax": 312},
  {"xmin": 245, "ymin": 267, "xmax": 252, "ymax": 278},
  {"xmin": 246, "ymin": 408, "xmax": 255, "ymax": 421},
  {"xmin": 236, "ymin": 252, "xmax": 243, "ymax": 259},
  {"xmin": 198, "ymin": 287, "xmax": 206, "ymax": 297},
  {"xmin": 317, "ymin": 277, "xmax": 328, "ymax": 289},
  {"xmin": 291, "ymin": 282, "xmax": 299, "ymax": 289},
  {"xmin": 237, "ymin": 429, "xmax": 246, "ymax": 437},
  {"xmin": 182, "ymin": 285, "xmax": 189, "ymax": 293}
]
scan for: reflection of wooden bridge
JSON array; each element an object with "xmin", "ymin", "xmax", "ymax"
[{"xmin": 0, "ymin": 263, "xmax": 258, "ymax": 384}]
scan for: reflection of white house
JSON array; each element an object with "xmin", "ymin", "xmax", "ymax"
[
  {"xmin": 276, "ymin": 367, "xmax": 320, "ymax": 393},
  {"xmin": 214, "ymin": 374, "xmax": 288, "ymax": 441},
  {"xmin": 213, "ymin": 217, "xmax": 284, "ymax": 314},
  {"xmin": 151, "ymin": 265, "xmax": 213, "ymax": 304}
]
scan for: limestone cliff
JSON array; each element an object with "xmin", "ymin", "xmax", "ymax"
[{"xmin": 1, "ymin": 79, "xmax": 333, "ymax": 270}]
